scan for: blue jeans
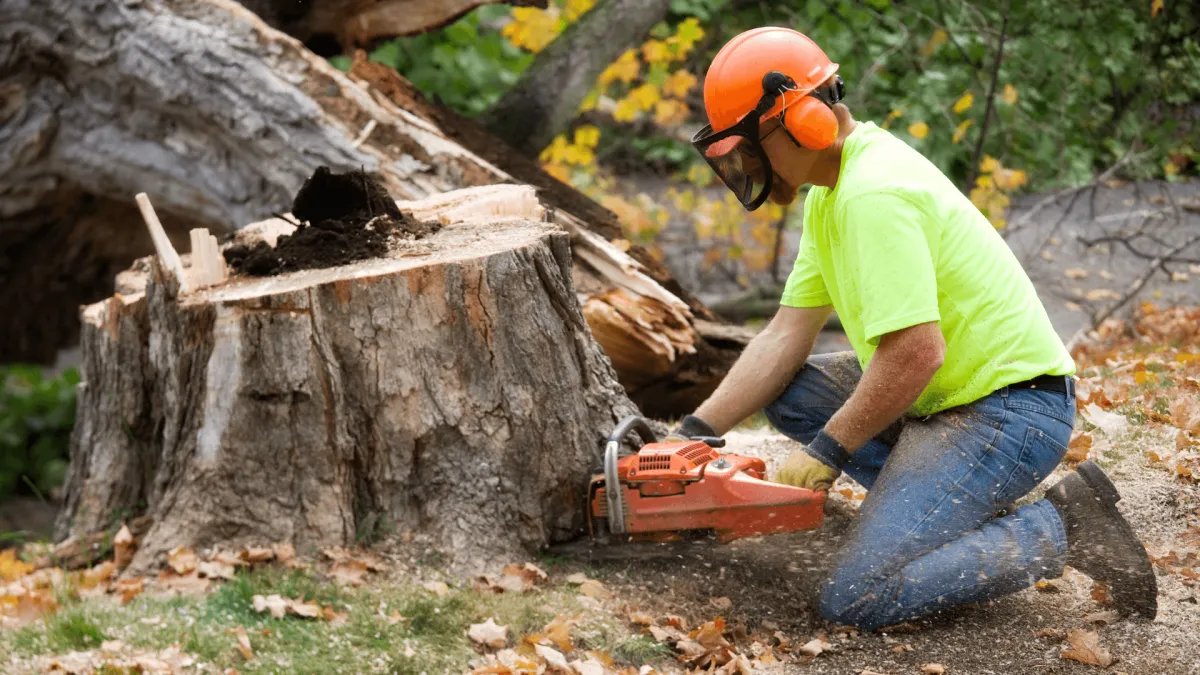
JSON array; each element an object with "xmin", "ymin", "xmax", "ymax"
[{"xmin": 764, "ymin": 352, "xmax": 1076, "ymax": 629}]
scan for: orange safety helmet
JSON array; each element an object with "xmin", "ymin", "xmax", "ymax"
[{"xmin": 691, "ymin": 27, "xmax": 844, "ymax": 210}]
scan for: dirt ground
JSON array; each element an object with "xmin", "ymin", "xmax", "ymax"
[{"xmin": 577, "ymin": 425, "xmax": 1200, "ymax": 675}]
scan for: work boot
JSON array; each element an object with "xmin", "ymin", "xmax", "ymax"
[{"xmin": 1045, "ymin": 460, "xmax": 1157, "ymax": 619}]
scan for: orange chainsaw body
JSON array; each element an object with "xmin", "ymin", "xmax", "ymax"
[{"xmin": 587, "ymin": 440, "xmax": 826, "ymax": 542}]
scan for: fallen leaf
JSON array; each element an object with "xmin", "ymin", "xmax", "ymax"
[
  {"xmin": 578, "ymin": 579, "xmax": 611, "ymax": 599},
  {"xmin": 760, "ymin": 619, "xmax": 779, "ymax": 631},
  {"xmin": 922, "ymin": 665, "xmax": 946, "ymax": 675},
  {"xmin": 502, "ymin": 562, "xmax": 548, "ymax": 585},
  {"xmin": 289, "ymin": 599, "xmax": 321, "ymax": 618},
  {"xmin": 233, "ymin": 625, "xmax": 254, "ymax": 661},
  {"xmin": 100, "ymin": 638, "xmax": 124, "ymax": 652},
  {"xmin": 272, "ymin": 543, "xmax": 295, "ymax": 564},
  {"xmin": 198, "ymin": 559, "xmax": 237, "ymax": 580},
  {"xmin": 469, "ymin": 618, "xmax": 509, "ymax": 649},
  {"xmin": 1062, "ymin": 629, "xmax": 1113, "ymax": 667},
  {"xmin": 241, "ymin": 546, "xmax": 275, "ymax": 564},
  {"xmin": 253, "ymin": 594, "xmax": 288, "ymax": 619},
  {"xmin": 565, "ymin": 573, "xmax": 590, "ymax": 585},
  {"xmin": 322, "ymin": 607, "xmax": 348, "ymax": 626},
  {"xmin": 329, "ymin": 559, "xmax": 369, "ymax": 587},
  {"xmin": 710, "ymin": 596, "xmax": 733, "ymax": 611},
  {"xmin": 1065, "ymin": 301, "xmax": 1083, "ymax": 313},
  {"xmin": 544, "ymin": 615, "xmax": 575, "ymax": 652},
  {"xmin": 535, "ymin": 644, "xmax": 570, "ymax": 672},
  {"xmin": 495, "ymin": 573, "xmax": 530, "ymax": 594},
  {"xmin": 156, "ymin": 570, "xmax": 211, "ymax": 596},
  {"xmin": 1034, "ymin": 579, "xmax": 1064, "ymax": 593},
  {"xmin": 1085, "ymin": 288, "xmax": 1121, "ymax": 302},
  {"xmin": 1034, "ymin": 627, "xmax": 1066, "ymax": 639},
  {"xmin": 82, "ymin": 561, "xmax": 116, "ymax": 588},
  {"xmin": 860, "ymin": 670, "xmax": 889, "ymax": 675},
  {"xmin": 714, "ymin": 653, "xmax": 753, "ymax": 675},
  {"xmin": 891, "ymin": 643, "xmax": 914, "ymax": 653},
  {"xmin": 1065, "ymin": 268, "xmax": 1089, "ymax": 280},
  {"xmin": 1084, "ymin": 609, "xmax": 1119, "ymax": 626},
  {"xmin": 1170, "ymin": 397, "xmax": 1200, "ymax": 434},
  {"xmin": 1082, "ymin": 403, "xmax": 1128, "ymax": 436},
  {"xmin": 113, "ymin": 525, "xmax": 136, "ymax": 570},
  {"xmin": 1067, "ymin": 431, "xmax": 1093, "ymax": 463},
  {"xmin": 628, "ymin": 611, "xmax": 654, "ymax": 626},
  {"xmin": 1091, "ymin": 580, "xmax": 1112, "ymax": 606},
  {"xmin": 115, "ymin": 577, "xmax": 146, "ymax": 604},
  {"xmin": 167, "ymin": 546, "xmax": 197, "ymax": 575},
  {"xmin": 570, "ymin": 659, "xmax": 606, "ymax": 675},
  {"xmin": 422, "ymin": 580, "xmax": 450, "ymax": 596},
  {"xmin": 798, "ymin": 637, "xmax": 832, "ymax": 656}
]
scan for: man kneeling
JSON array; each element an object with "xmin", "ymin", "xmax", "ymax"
[{"xmin": 675, "ymin": 26, "xmax": 1157, "ymax": 629}]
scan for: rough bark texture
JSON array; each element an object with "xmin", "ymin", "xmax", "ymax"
[
  {"xmin": 240, "ymin": 0, "xmax": 548, "ymax": 50},
  {"xmin": 481, "ymin": 0, "xmax": 671, "ymax": 157},
  {"xmin": 60, "ymin": 216, "xmax": 637, "ymax": 572}
]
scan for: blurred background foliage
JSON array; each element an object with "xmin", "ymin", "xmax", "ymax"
[
  {"xmin": 0, "ymin": 367, "xmax": 78, "ymax": 501},
  {"xmin": 334, "ymin": 0, "xmax": 1198, "ymax": 287}
]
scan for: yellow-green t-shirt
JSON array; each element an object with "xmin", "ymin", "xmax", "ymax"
[{"xmin": 781, "ymin": 121, "xmax": 1075, "ymax": 415}]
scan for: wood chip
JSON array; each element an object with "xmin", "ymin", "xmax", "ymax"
[
  {"xmin": 922, "ymin": 664, "xmax": 946, "ymax": 674},
  {"xmin": 798, "ymin": 637, "xmax": 832, "ymax": 656}
]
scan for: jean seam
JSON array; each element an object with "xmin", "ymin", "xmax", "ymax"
[{"xmin": 993, "ymin": 424, "xmax": 1032, "ymax": 503}]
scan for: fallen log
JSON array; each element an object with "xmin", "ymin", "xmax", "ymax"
[{"xmin": 60, "ymin": 181, "xmax": 637, "ymax": 572}]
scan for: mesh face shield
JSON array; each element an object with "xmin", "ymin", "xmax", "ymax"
[{"xmin": 690, "ymin": 127, "xmax": 773, "ymax": 211}]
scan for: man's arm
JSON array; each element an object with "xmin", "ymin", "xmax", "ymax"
[
  {"xmin": 692, "ymin": 304, "xmax": 833, "ymax": 435},
  {"xmin": 823, "ymin": 320, "xmax": 945, "ymax": 451}
]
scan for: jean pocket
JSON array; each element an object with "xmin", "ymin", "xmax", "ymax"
[
  {"xmin": 996, "ymin": 425, "xmax": 1069, "ymax": 505},
  {"xmin": 1005, "ymin": 389, "xmax": 1076, "ymax": 426}
]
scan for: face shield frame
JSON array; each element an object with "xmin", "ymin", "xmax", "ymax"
[{"xmin": 691, "ymin": 73, "xmax": 845, "ymax": 211}]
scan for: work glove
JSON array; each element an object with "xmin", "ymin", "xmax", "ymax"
[
  {"xmin": 666, "ymin": 414, "xmax": 725, "ymax": 447},
  {"xmin": 773, "ymin": 431, "xmax": 848, "ymax": 492}
]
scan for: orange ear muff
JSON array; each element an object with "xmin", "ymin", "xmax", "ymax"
[{"xmin": 781, "ymin": 96, "xmax": 839, "ymax": 150}]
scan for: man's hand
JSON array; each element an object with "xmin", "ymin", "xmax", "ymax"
[{"xmin": 774, "ymin": 447, "xmax": 841, "ymax": 491}]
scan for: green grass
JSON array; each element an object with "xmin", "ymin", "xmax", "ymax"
[
  {"xmin": 612, "ymin": 634, "xmax": 673, "ymax": 664},
  {"xmin": 0, "ymin": 566, "xmax": 644, "ymax": 674}
]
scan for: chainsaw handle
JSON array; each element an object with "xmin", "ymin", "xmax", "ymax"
[{"xmin": 606, "ymin": 415, "xmax": 658, "ymax": 450}]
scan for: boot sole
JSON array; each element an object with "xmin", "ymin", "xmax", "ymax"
[{"xmin": 1071, "ymin": 460, "xmax": 1158, "ymax": 619}]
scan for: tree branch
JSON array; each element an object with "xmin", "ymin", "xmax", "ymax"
[{"xmin": 966, "ymin": 4, "xmax": 1008, "ymax": 189}]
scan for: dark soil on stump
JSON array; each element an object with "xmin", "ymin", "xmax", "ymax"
[{"xmin": 224, "ymin": 167, "xmax": 441, "ymax": 276}]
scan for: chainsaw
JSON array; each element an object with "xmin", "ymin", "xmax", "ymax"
[{"xmin": 585, "ymin": 415, "xmax": 826, "ymax": 544}]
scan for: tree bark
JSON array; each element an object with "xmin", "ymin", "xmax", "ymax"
[
  {"xmin": 1, "ymin": 0, "xmax": 743, "ymax": 417},
  {"xmin": 481, "ymin": 0, "xmax": 672, "ymax": 157},
  {"xmin": 60, "ymin": 206, "xmax": 637, "ymax": 572}
]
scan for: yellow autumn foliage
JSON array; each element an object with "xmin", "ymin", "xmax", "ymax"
[
  {"xmin": 952, "ymin": 119, "xmax": 973, "ymax": 144},
  {"xmin": 662, "ymin": 70, "xmax": 698, "ymax": 98},
  {"xmin": 502, "ymin": 7, "xmax": 562, "ymax": 53},
  {"xmin": 908, "ymin": 121, "xmax": 929, "ymax": 139},
  {"xmin": 953, "ymin": 92, "xmax": 974, "ymax": 114},
  {"xmin": 598, "ymin": 50, "xmax": 640, "ymax": 87}
]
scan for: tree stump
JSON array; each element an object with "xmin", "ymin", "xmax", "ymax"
[{"xmin": 59, "ymin": 205, "xmax": 637, "ymax": 572}]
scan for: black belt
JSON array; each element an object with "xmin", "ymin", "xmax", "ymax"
[{"xmin": 1008, "ymin": 374, "xmax": 1073, "ymax": 394}]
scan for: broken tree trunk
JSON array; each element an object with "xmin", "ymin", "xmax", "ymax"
[
  {"xmin": 1, "ymin": 0, "xmax": 744, "ymax": 416},
  {"xmin": 61, "ymin": 189, "xmax": 637, "ymax": 572}
]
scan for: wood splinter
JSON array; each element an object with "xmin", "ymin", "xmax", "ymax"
[{"xmin": 134, "ymin": 192, "xmax": 189, "ymax": 293}]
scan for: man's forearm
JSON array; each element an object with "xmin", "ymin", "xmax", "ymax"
[
  {"xmin": 824, "ymin": 322, "xmax": 944, "ymax": 451},
  {"xmin": 694, "ymin": 306, "xmax": 830, "ymax": 435}
]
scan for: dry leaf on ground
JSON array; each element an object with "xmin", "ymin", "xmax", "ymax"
[
  {"xmin": 329, "ymin": 559, "xmax": 369, "ymax": 587},
  {"xmin": 714, "ymin": 653, "xmax": 753, "ymax": 675},
  {"xmin": 710, "ymin": 596, "xmax": 733, "ymax": 611},
  {"xmin": 469, "ymin": 618, "xmax": 508, "ymax": 649},
  {"xmin": 113, "ymin": 525, "xmax": 136, "ymax": 569},
  {"xmin": 0, "ymin": 549, "xmax": 33, "ymax": 582},
  {"xmin": 570, "ymin": 659, "xmax": 606, "ymax": 675},
  {"xmin": 198, "ymin": 559, "xmax": 237, "ymax": 580},
  {"xmin": 156, "ymin": 570, "xmax": 211, "ymax": 596},
  {"xmin": 578, "ymin": 579, "xmax": 612, "ymax": 599},
  {"xmin": 534, "ymin": 644, "xmax": 570, "ymax": 672},
  {"xmin": 233, "ymin": 625, "xmax": 254, "ymax": 661},
  {"xmin": 273, "ymin": 543, "xmax": 296, "ymax": 563},
  {"xmin": 116, "ymin": 577, "xmax": 146, "ymax": 604},
  {"xmin": 241, "ymin": 546, "xmax": 275, "ymax": 564},
  {"xmin": 252, "ymin": 594, "xmax": 290, "ymax": 619},
  {"xmin": 799, "ymin": 637, "xmax": 832, "ymax": 656},
  {"xmin": 167, "ymin": 546, "xmax": 197, "ymax": 575},
  {"xmin": 502, "ymin": 562, "xmax": 548, "ymax": 585},
  {"xmin": 565, "ymin": 572, "xmax": 590, "ymax": 585},
  {"xmin": 1066, "ymin": 431, "xmax": 1093, "ymax": 463},
  {"xmin": 1034, "ymin": 627, "xmax": 1066, "ymax": 639},
  {"xmin": 542, "ymin": 615, "xmax": 575, "ymax": 652},
  {"xmin": 1091, "ymin": 580, "xmax": 1112, "ymax": 606},
  {"xmin": 1081, "ymin": 403, "xmax": 1128, "ymax": 436},
  {"xmin": 1065, "ymin": 268, "xmax": 1088, "ymax": 279},
  {"xmin": 922, "ymin": 664, "xmax": 947, "ymax": 674},
  {"xmin": 1062, "ymin": 629, "xmax": 1113, "ymax": 667},
  {"xmin": 628, "ymin": 610, "xmax": 654, "ymax": 626}
]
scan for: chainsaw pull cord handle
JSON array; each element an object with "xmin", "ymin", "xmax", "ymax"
[{"xmin": 603, "ymin": 416, "xmax": 658, "ymax": 535}]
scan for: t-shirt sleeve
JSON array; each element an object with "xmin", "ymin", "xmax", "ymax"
[
  {"xmin": 838, "ymin": 192, "xmax": 941, "ymax": 345},
  {"xmin": 780, "ymin": 226, "xmax": 832, "ymax": 308}
]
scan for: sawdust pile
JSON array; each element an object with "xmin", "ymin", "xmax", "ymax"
[{"xmin": 224, "ymin": 167, "xmax": 441, "ymax": 276}]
